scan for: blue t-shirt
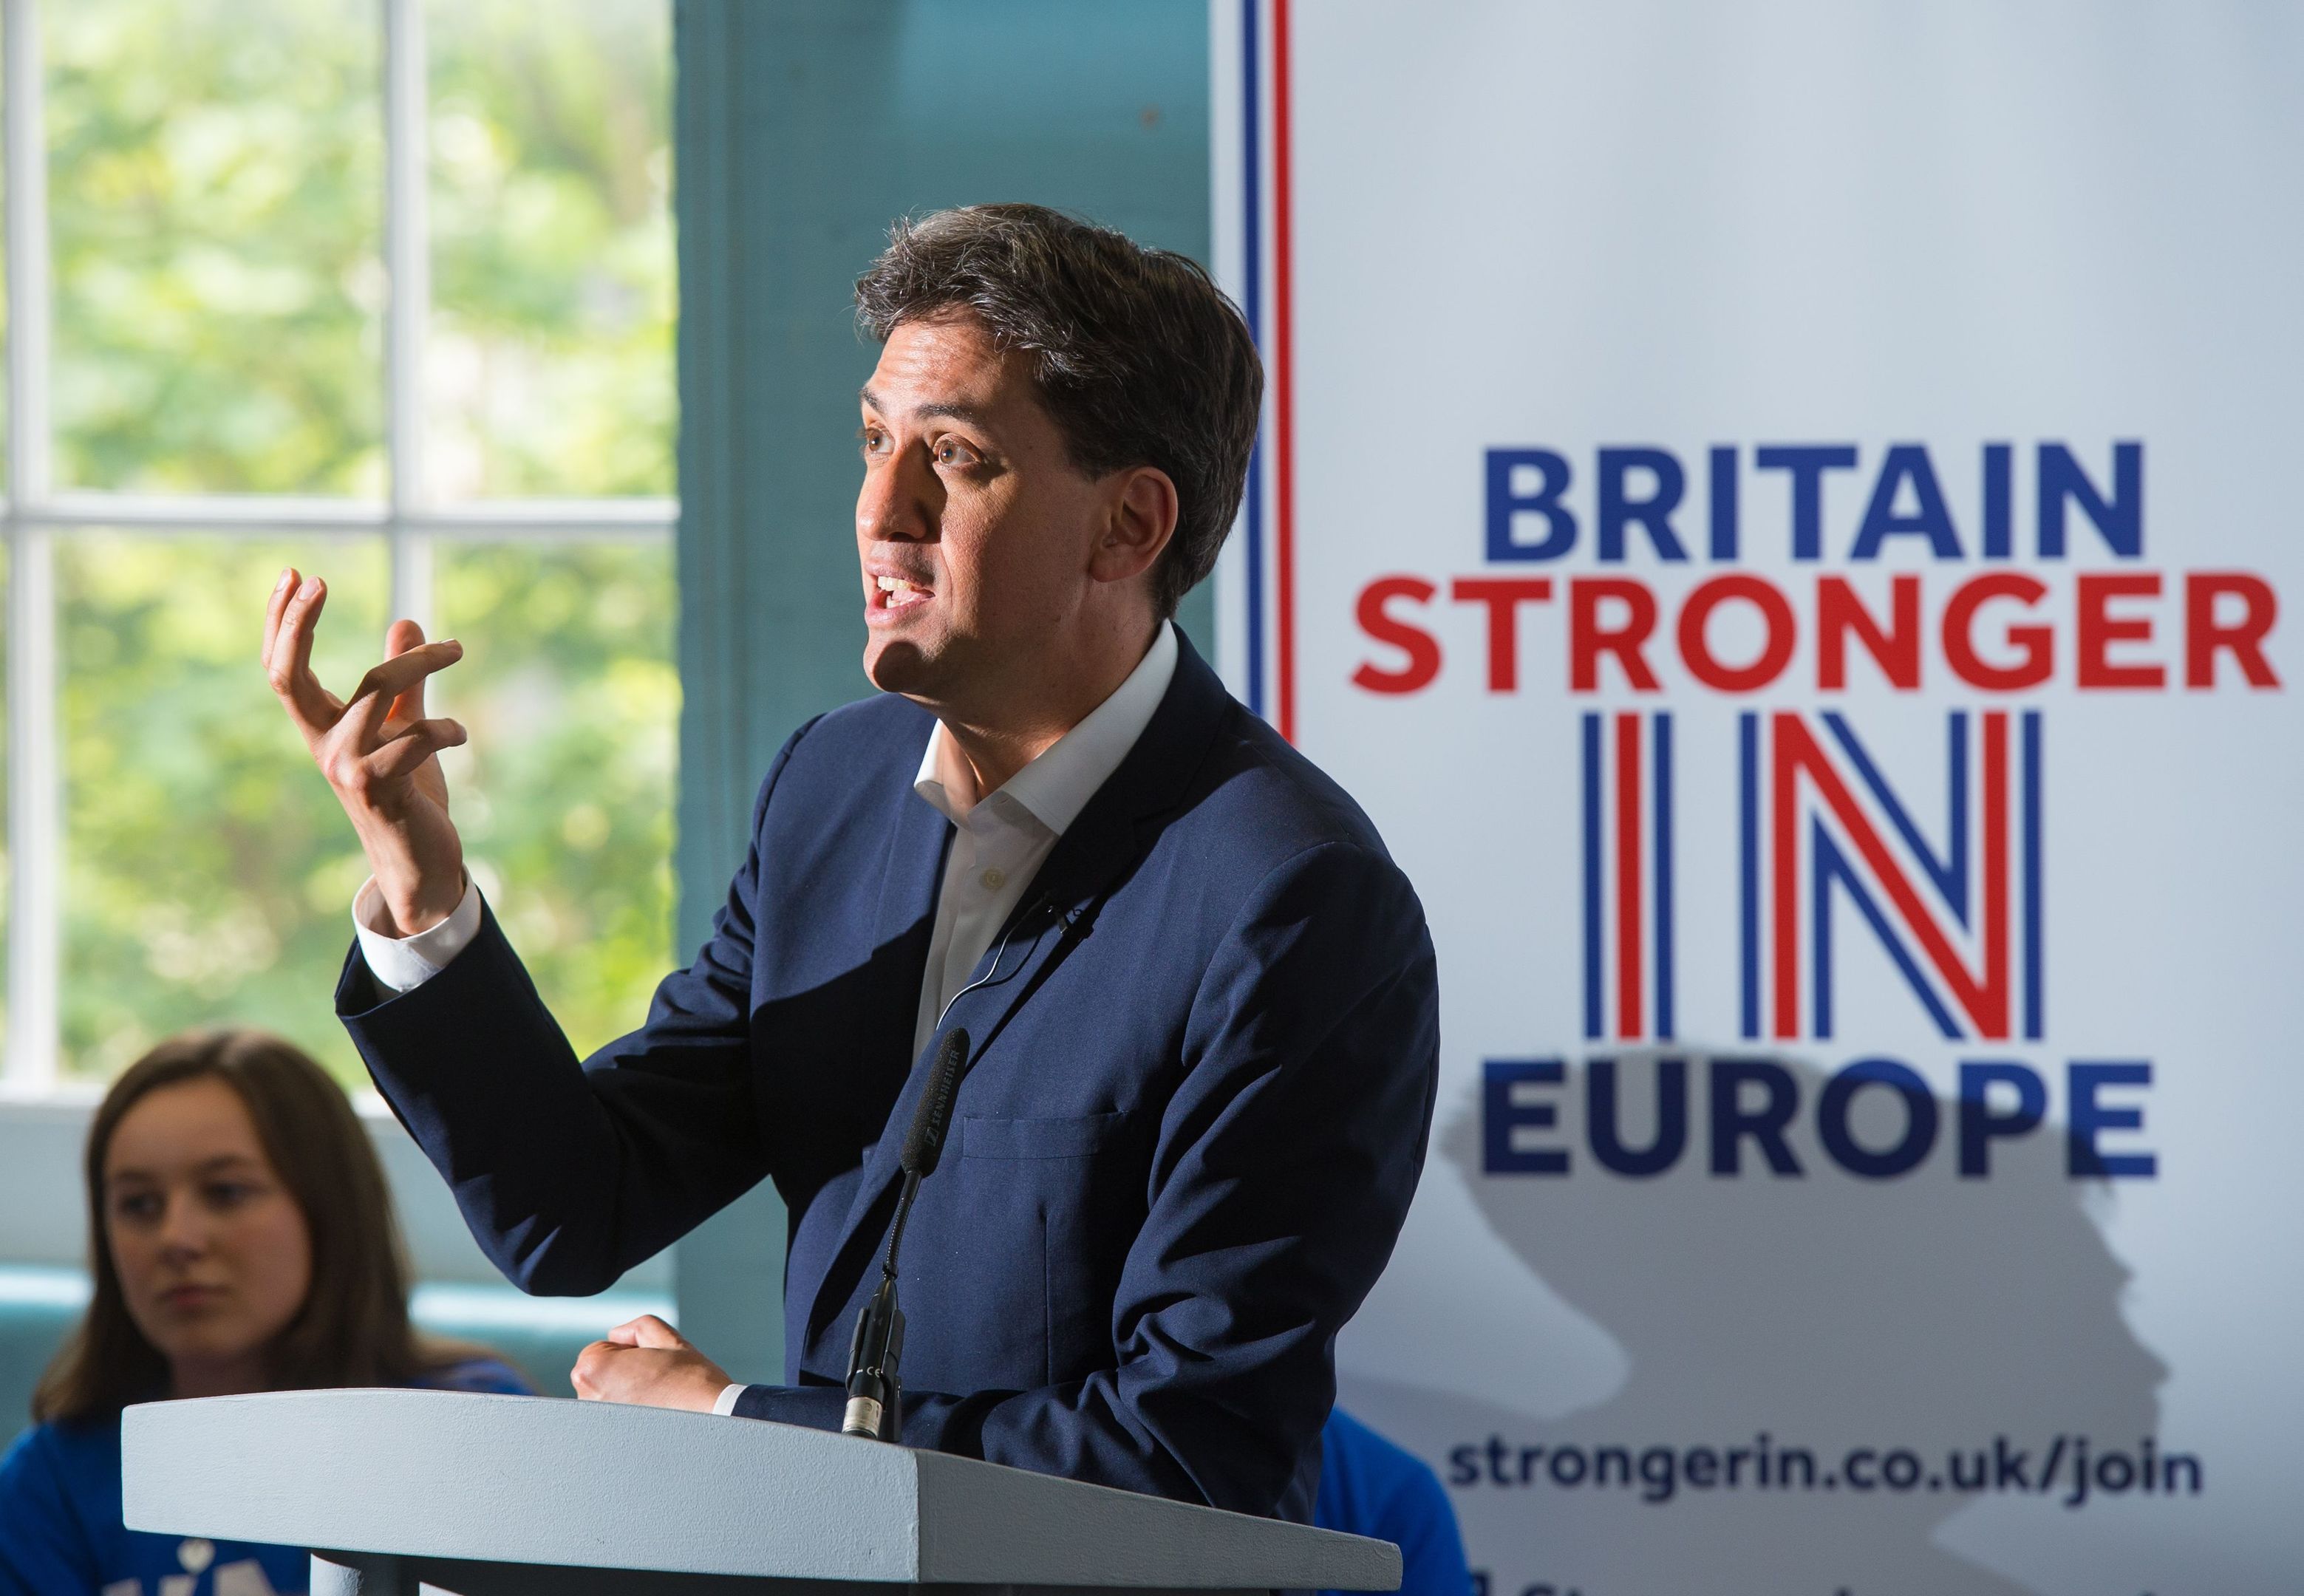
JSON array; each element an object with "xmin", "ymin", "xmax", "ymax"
[
  {"xmin": 1315, "ymin": 1408, "xmax": 1472, "ymax": 1596},
  {"xmin": 0, "ymin": 1360, "xmax": 529, "ymax": 1596}
]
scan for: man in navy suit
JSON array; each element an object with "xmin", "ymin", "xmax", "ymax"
[{"xmin": 261, "ymin": 204, "xmax": 1439, "ymax": 1522}]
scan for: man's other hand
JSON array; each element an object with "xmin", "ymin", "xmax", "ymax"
[
  {"xmin": 571, "ymin": 1314, "xmax": 735, "ymax": 1412},
  {"xmin": 262, "ymin": 567, "xmax": 469, "ymax": 935}
]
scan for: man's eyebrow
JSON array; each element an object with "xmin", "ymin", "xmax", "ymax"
[{"xmin": 858, "ymin": 386, "xmax": 996, "ymax": 429}]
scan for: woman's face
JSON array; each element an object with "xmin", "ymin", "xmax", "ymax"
[{"xmin": 103, "ymin": 1077, "xmax": 314, "ymax": 1397}]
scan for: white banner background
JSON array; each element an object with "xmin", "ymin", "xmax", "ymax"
[{"xmin": 1210, "ymin": 4, "xmax": 2304, "ymax": 1592}]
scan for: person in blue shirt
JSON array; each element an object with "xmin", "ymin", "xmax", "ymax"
[
  {"xmin": 1315, "ymin": 1408, "xmax": 1473, "ymax": 1596},
  {"xmin": 0, "ymin": 1030, "xmax": 528, "ymax": 1596}
]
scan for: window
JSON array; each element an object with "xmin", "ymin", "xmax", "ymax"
[{"xmin": 1, "ymin": 0, "xmax": 677, "ymax": 1093}]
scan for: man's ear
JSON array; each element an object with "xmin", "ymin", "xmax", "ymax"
[{"xmin": 1088, "ymin": 466, "xmax": 1179, "ymax": 586}]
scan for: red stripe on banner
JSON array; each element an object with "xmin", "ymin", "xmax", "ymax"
[
  {"xmin": 1775, "ymin": 715, "xmax": 2011, "ymax": 1038},
  {"xmin": 1771, "ymin": 716, "xmax": 1799, "ymax": 1039},
  {"xmin": 1981, "ymin": 711, "xmax": 2009, "ymax": 1030},
  {"xmin": 1616, "ymin": 712, "xmax": 1643, "ymax": 1038},
  {"xmin": 1272, "ymin": 0, "xmax": 1298, "ymax": 743}
]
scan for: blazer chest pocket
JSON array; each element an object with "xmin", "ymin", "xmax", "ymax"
[
  {"xmin": 961, "ymin": 1111, "xmax": 1122, "ymax": 1160},
  {"xmin": 954, "ymin": 1111, "xmax": 1133, "ymax": 1387}
]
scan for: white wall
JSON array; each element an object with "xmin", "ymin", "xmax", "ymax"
[{"xmin": 0, "ymin": 1099, "xmax": 672, "ymax": 1291}]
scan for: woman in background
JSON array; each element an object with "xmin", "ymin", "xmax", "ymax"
[
  {"xmin": 1315, "ymin": 1408, "xmax": 1473, "ymax": 1596},
  {"xmin": 0, "ymin": 1031, "xmax": 528, "ymax": 1596}
]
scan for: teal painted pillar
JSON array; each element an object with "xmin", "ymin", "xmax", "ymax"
[{"xmin": 672, "ymin": 0, "xmax": 1213, "ymax": 1382}]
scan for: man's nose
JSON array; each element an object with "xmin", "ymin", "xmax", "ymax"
[{"xmin": 857, "ymin": 445, "xmax": 940, "ymax": 544}]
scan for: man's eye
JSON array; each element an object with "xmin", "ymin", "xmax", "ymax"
[
  {"xmin": 859, "ymin": 427, "xmax": 890, "ymax": 458},
  {"xmin": 935, "ymin": 438, "xmax": 980, "ymax": 467}
]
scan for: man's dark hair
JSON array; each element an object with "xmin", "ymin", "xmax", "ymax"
[{"xmin": 855, "ymin": 204, "xmax": 1263, "ymax": 621}]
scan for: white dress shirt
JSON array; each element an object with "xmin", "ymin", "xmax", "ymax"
[
  {"xmin": 904, "ymin": 620, "xmax": 1177, "ymax": 1060},
  {"xmin": 350, "ymin": 622, "xmax": 1181, "ymax": 1416}
]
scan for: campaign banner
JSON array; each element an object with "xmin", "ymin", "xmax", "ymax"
[{"xmin": 1208, "ymin": 4, "xmax": 2303, "ymax": 1592}]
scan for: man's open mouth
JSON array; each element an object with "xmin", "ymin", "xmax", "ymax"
[{"xmin": 876, "ymin": 575, "xmax": 933, "ymax": 611}]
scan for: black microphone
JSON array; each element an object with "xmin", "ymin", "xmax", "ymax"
[{"xmin": 842, "ymin": 1027, "xmax": 968, "ymax": 1441}]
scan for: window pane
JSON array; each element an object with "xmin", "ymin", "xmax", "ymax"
[
  {"xmin": 0, "ymin": 554, "xmax": 10, "ymax": 1066},
  {"xmin": 61, "ymin": 536, "xmax": 389, "ymax": 1085},
  {"xmin": 0, "ymin": 64, "xmax": 9, "ymax": 490},
  {"xmin": 426, "ymin": 0, "xmax": 674, "ymax": 498},
  {"xmin": 47, "ymin": 1, "xmax": 384, "ymax": 494},
  {"xmin": 434, "ymin": 542, "xmax": 675, "ymax": 1055}
]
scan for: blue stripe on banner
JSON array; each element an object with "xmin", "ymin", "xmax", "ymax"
[
  {"xmin": 1813, "ymin": 824, "xmax": 1963, "ymax": 1040},
  {"xmin": 1583, "ymin": 712, "xmax": 1603, "ymax": 1040},
  {"xmin": 1240, "ymin": 0, "xmax": 1266, "ymax": 717},
  {"xmin": 2023, "ymin": 710, "xmax": 2044, "ymax": 1040},
  {"xmin": 1821, "ymin": 709, "xmax": 1969, "ymax": 925},
  {"xmin": 1654, "ymin": 712, "xmax": 1674, "ymax": 1040},
  {"xmin": 1739, "ymin": 712, "xmax": 1759, "ymax": 1039},
  {"xmin": 1810, "ymin": 820, "xmax": 1836, "ymax": 1040}
]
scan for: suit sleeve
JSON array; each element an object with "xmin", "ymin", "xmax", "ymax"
[
  {"xmin": 736, "ymin": 839, "xmax": 1442, "ymax": 1518},
  {"xmin": 337, "ymin": 719, "xmax": 817, "ymax": 1295}
]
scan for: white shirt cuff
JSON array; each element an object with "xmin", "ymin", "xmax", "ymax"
[
  {"xmin": 352, "ymin": 874, "xmax": 483, "ymax": 995},
  {"xmin": 712, "ymin": 1382, "xmax": 749, "ymax": 1417}
]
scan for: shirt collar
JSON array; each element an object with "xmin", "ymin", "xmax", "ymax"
[{"xmin": 913, "ymin": 621, "xmax": 1179, "ymax": 836}]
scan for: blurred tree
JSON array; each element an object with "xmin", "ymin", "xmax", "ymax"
[
  {"xmin": 427, "ymin": 0, "xmax": 675, "ymax": 497},
  {"xmin": 434, "ymin": 542, "xmax": 678, "ymax": 1063},
  {"xmin": 59, "ymin": 536, "xmax": 678, "ymax": 1088},
  {"xmin": 46, "ymin": 0, "xmax": 386, "ymax": 494},
  {"xmin": 38, "ymin": 0, "xmax": 678, "ymax": 1088},
  {"xmin": 60, "ymin": 539, "xmax": 390, "ymax": 1081}
]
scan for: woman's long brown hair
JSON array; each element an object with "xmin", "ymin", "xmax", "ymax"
[{"xmin": 32, "ymin": 1029, "xmax": 488, "ymax": 1423}]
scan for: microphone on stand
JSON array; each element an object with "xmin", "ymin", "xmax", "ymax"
[{"xmin": 842, "ymin": 1027, "xmax": 969, "ymax": 1442}]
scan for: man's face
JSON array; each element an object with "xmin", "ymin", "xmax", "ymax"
[{"xmin": 856, "ymin": 315, "xmax": 1113, "ymax": 708}]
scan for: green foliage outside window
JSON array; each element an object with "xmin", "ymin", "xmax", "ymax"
[
  {"xmin": 58, "ymin": 537, "xmax": 678, "ymax": 1089},
  {"xmin": 428, "ymin": 0, "xmax": 675, "ymax": 497},
  {"xmin": 27, "ymin": 0, "xmax": 679, "ymax": 1088},
  {"xmin": 46, "ymin": 0, "xmax": 386, "ymax": 495},
  {"xmin": 435, "ymin": 544, "xmax": 678, "ymax": 1063},
  {"xmin": 61, "ymin": 539, "xmax": 391, "ymax": 1080}
]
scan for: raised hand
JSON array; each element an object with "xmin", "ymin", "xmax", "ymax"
[{"xmin": 262, "ymin": 568, "xmax": 470, "ymax": 936}]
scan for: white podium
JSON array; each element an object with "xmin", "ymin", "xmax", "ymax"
[{"xmin": 123, "ymin": 1391, "xmax": 1401, "ymax": 1596}]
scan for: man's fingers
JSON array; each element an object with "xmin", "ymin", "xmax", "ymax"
[
  {"xmin": 261, "ymin": 567, "xmax": 297, "ymax": 670},
  {"xmin": 571, "ymin": 1327, "xmax": 725, "ymax": 1411},
  {"xmin": 279, "ymin": 574, "xmax": 326, "ymax": 683},
  {"xmin": 343, "ymin": 639, "xmax": 464, "ymax": 745},
  {"xmin": 572, "ymin": 1340, "xmax": 616, "ymax": 1400},
  {"xmin": 349, "ymin": 638, "xmax": 463, "ymax": 709},
  {"xmin": 614, "ymin": 1314, "xmax": 690, "ymax": 1352},
  {"xmin": 265, "ymin": 574, "xmax": 340, "ymax": 740},
  {"xmin": 384, "ymin": 618, "xmax": 430, "ymax": 726},
  {"xmin": 363, "ymin": 717, "xmax": 467, "ymax": 785}
]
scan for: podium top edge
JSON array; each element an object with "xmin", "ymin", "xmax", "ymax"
[{"xmin": 121, "ymin": 1390, "xmax": 1401, "ymax": 1590}]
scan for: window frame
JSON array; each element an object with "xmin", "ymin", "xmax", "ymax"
[{"xmin": 0, "ymin": 0, "xmax": 675, "ymax": 1094}]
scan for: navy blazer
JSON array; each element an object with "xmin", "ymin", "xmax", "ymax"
[{"xmin": 338, "ymin": 632, "xmax": 1440, "ymax": 1521}]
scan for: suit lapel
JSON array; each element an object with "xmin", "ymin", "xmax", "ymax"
[
  {"xmin": 802, "ymin": 636, "xmax": 1235, "ymax": 1353},
  {"xmin": 796, "ymin": 744, "xmax": 950, "ymax": 1343},
  {"xmin": 860, "ymin": 774, "xmax": 952, "ymax": 1095}
]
